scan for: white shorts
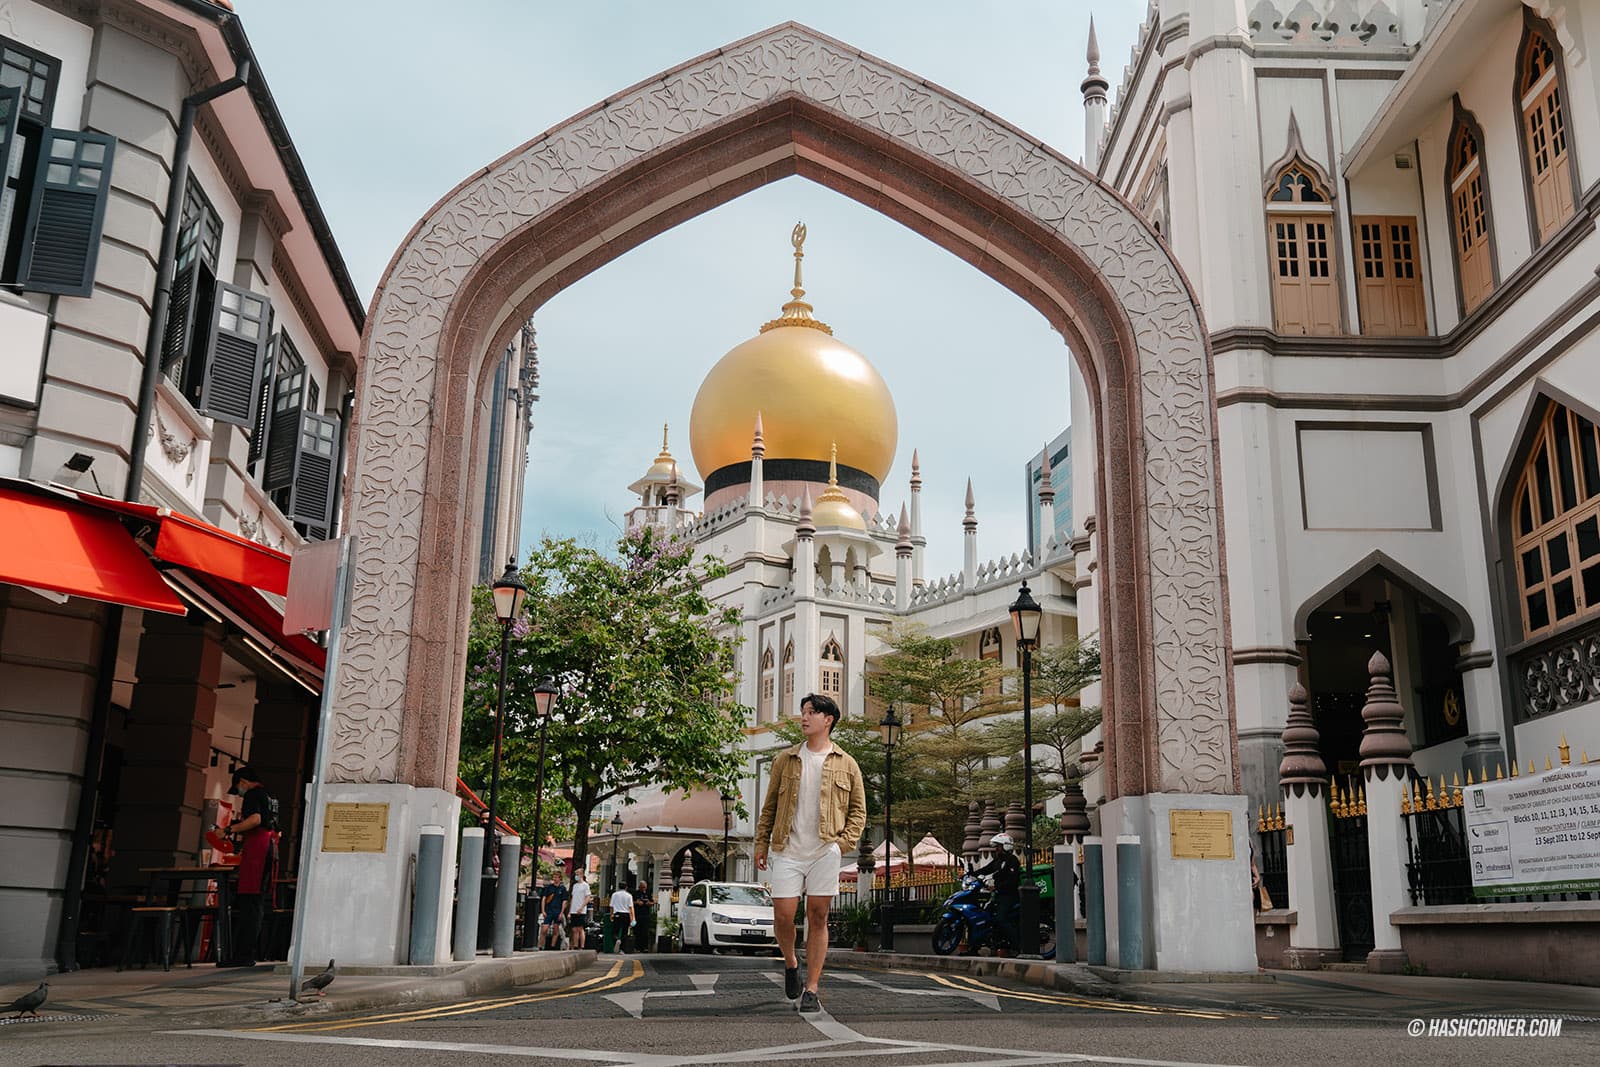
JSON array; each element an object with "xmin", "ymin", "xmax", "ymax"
[{"xmin": 768, "ymin": 844, "xmax": 842, "ymax": 899}]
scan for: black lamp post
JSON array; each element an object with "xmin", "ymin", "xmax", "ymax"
[
  {"xmin": 483, "ymin": 559, "xmax": 527, "ymax": 940},
  {"xmin": 1009, "ymin": 580, "xmax": 1043, "ymax": 956},
  {"xmin": 609, "ymin": 812, "xmax": 624, "ymax": 893},
  {"xmin": 720, "ymin": 790, "xmax": 735, "ymax": 880},
  {"xmin": 530, "ymin": 676, "xmax": 559, "ymax": 888},
  {"xmin": 879, "ymin": 705, "xmax": 902, "ymax": 951}
]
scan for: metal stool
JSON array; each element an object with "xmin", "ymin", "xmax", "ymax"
[{"xmin": 117, "ymin": 906, "xmax": 179, "ymax": 971}]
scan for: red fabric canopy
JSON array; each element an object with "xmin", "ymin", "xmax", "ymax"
[{"xmin": 0, "ymin": 486, "xmax": 186, "ymax": 614}]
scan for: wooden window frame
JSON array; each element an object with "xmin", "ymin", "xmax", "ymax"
[
  {"xmin": 1264, "ymin": 158, "xmax": 1342, "ymax": 336},
  {"xmin": 979, "ymin": 626, "xmax": 1003, "ymax": 698},
  {"xmin": 1514, "ymin": 13, "xmax": 1580, "ymax": 248},
  {"xmin": 782, "ymin": 639, "xmax": 795, "ymax": 704},
  {"xmin": 1444, "ymin": 98, "xmax": 1499, "ymax": 317},
  {"xmin": 1511, "ymin": 401, "xmax": 1600, "ymax": 639},
  {"xmin": 758, "ymin": 644, "xmax": 775, "ymax": 721},
  {"xmin": 1353, "ymin": 215, "xmax": 1427, "ymax": 336},
  {"xmin": 819, "ymin": 635, "xmax": 844, "ymax": 701}
]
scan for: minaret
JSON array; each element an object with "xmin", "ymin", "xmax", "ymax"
[
  {"xmin": 795, "ymin": 487, "xmax": 816, "ymax": 599},
  {"xmin": 894, "ymin": 504, "xmax": 913, "ymax": 612},
  {"xmin": 1036, "ymin": 443, "xmax": 1056, "ymax": 558},
  {"xmin": 909, "ymin": 449, "xmax": 925, "ymax": 585},
  {"xmin": 962, "ymin": 478, "xmax": 978, "ymax": 588},
  {"xmin": 748, "ymin": 411, "xmax": 765, "ymax": 509},
  {"xmin": 1081, "ymin": 15, "xmax": 1109, "ymax": 173},
  {"xmin": 665, "ymin": 461, "xmax": 681, "ymax": 529}
]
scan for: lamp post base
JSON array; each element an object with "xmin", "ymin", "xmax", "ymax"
[{"xmin": 1018, "ymin": 882, "xmax": 1041, "ymax": 957}]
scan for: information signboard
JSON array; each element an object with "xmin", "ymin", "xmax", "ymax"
[{"xmin": 1463, "ymin": 764, "xmax": 1600, "ymax": 897}]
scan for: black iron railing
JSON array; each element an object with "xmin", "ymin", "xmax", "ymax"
[{"xmin": 1255, "ymin": 805, "xmax": 1288, "ymax": 910}]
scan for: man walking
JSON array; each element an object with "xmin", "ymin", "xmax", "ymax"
[
  {"xmin": 568, "ymin": 873, "xmax": 591, "ymax": 950},
  {"xmin": 608, "ymin": 883, "xmax": 635, "ymax": 953},
  {"xmin": 755, "ymin": 693, "xmax": 867, "ymax": 1013}
]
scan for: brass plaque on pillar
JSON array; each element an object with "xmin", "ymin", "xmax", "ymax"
[
  {"xmin": 1169, "ymin": 810, "xmax": 1233, "ymax": 859},
  {"xmin": 322, "ymin": 802, "xmax": 390, "ymax": 853}
]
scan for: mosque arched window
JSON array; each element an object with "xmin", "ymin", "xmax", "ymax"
[
  {"xmin": 1512, "ymin": 401, "xmax": 1600, "ymax": 638},
  {"xmin": 759, "ymin": 644, "xmax": 775, "ymax": 722},
  {"xmin": 1265, "ymin": 159, "xmax": 1340, "ymax": 336},
  {"xmin": 1518, "ymin": 16, "xmax": 1577, "ymax": 245},
  {"xmin": 782, "ymin": 639, "xmax": 795, "ymax": 705},
  {"xmin": 820, "ymin": 636, "xmax": 844, "ymax": 703},
  {"xmin": 979, "ymin": 626, "xmax": 1003, "ymax": 698},
  {"xmin": 1448, "ymin": 110, "xmax": 1496, "ymax": 314}
]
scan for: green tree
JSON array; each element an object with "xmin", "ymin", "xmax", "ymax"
[
  {"xmin": 982, "ymin": 636, "xmax": 1102, "ymax": 801},
  {"xmin": 460, "ymin": 528, "xmax": 749, "ymax": 878}
]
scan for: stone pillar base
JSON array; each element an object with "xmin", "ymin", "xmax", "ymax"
[
  {"xmin": 1367, "ymin": 948, "xmax": 1409, "ymax": 974},
  {"xmin": 293, "ymin": 783, "xmax": 460, "ymax": 966},
  {"xmin": 1284, "ymin": 946, "xmax": 1342, "ymax": 970},
  {"xmin": 1098, "ymin": 793, "xmax": 1257, "ymax": 973}
]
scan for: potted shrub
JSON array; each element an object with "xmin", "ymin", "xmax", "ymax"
[
  {"xmin": 839, "ymin": 902, "xmax": 876, "ymax": 951},
  {"xmin": 660, "ymin": 916, "xmax": 683, "ymax": 953}
]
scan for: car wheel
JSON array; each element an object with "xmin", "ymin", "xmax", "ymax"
[
  {"xmin": 931, "ymin": 916, "xmax": 965, "ymax": 956},
  {"xmin": 697, "ymin": 924, "xmax": 713, "ymax": 954}
]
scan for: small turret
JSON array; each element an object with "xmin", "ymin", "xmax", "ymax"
[{"xmin": 1081, "ymin": 15, "xmax": 1110, "ymax": 172}]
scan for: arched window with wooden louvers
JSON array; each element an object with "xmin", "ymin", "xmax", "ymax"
[
  {"xmin": 782, "ymin": 638, "xmax": 795, "ymax": 705},
  {"xmin": 979, "ymin": 626, "xmax": 1003, "ymax": 698},
  {"xmin": 1518, "ymin": 16, "xmax": 1577, "ymax": 245},
  {"xmin": 819, "ymin": 635, "xmax": 844, "ymax": 704},
  {"xmin": 1511, "ymin": 401, "xmax": 1600, "ymax": 638},
  {"xmin": 1265, "ymin": 159, "xmax": 1340, "ymax": 336},
  {"xmin": 758, "ymin": 644, "xmax": 775, "ymax": 722},
  {"xmin": 1448, "ymin": 110, "xmax": 1496, "ymax": 314}
]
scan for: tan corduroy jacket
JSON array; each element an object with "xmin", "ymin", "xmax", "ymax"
[{"xmin": 754, "ymin": 741, "xmax": 868, "ymax": 857}]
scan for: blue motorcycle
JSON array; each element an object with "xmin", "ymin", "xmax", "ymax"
[{"xmin": 931, "ymin": 874, "xmax": 1055, "ymax": 959}]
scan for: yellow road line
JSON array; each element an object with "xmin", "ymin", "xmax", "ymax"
[
  {"xmin": 249, "ymin": 959, "xmax": 633, "ymax": 1033},
  {"xmin": 927, "ymin": 972, "xmax": 1272, "ymax": 1021},
  {"xmin": 289, "ymin": 959, "xmax": 643, "ymax": 1033}
]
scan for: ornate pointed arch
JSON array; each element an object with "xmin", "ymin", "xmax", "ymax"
[
  {"xmin": 1514, "ymin": 8, "xmax": 1581, "ymax": 246},
  {"xmin": 337, "ymin": 22, "xmax": 1234, "ymax": 801},
  {"xmin": 1292, "ymin": 549, "xmax": 1475, "ymax": 646},
  {"xmin": 1444, "ymin": 95, "xmax": 1499, "ymax": 314},
  {"xmin": 1261, "ymin": 113, "xmax": 1336, "ymax": 204}
]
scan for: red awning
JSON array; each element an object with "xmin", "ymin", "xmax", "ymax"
[
  {"xmin": 180, "ymin": 571, "xmax": 326, "ymax": 671},
  {"xmin": 0, "ymin": 486, "xmax": 186, "ymax": 615}
]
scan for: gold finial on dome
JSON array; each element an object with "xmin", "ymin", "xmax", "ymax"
[
  {"xmin": 811, "ymin": 441, "xmax": 866, "ymax": 530},
  {"xmin": 761, "ymin": 221, "xmax": 833, "ymax": 335},
  {"xmin": 645, "ymin": 423, "xmax": 678, "ymax": 478}
]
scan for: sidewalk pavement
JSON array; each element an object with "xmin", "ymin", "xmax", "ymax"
[
  {"xmin": 6, "ymin": 949, "xmax": 1600, "ymax": 1030},
  {"xmin": 832, "ymin": 950, "xmax": 1600, "ymax": 1020},
  {"xmin": 0, "ymin": 950, "xmax": 593, "ymax": 1031}
]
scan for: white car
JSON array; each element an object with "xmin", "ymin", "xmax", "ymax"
[{"xmin": 678, "ymin": 881, "xmax": 777, "ymax": 953}]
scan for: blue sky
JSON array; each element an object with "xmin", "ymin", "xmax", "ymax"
[{"xmin": 240, "ymin": 2, "xmax": 1144, "ymax": 578}]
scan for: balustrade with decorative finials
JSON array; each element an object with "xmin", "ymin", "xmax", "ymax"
[{"xmin": 1255, "ymin": 804, "xmax": 1289, "ymax": 910}]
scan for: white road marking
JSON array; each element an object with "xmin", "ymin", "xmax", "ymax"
[
  {"xmin": 607, "ymin": 973, "xmax": 719, "ymax": 1017},
  {"xmin": 831, "ymin": 969, "xmax": 1002, "ymax": 1011}
]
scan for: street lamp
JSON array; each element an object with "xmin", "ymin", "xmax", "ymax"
[
  {"xmin": 530, "ymin": 676, "xmax": 559, "ymax": 892},
  {"xmin": 1009, "ymin": 579, "xmax": 1043, "ymax": 956},
  {"xmin": 720, "ymin": 790, "xmax": 735, "ymax": 880},
  {"xmin": 483, "ymin": 559, "xmax": 526, "ymax": 943},
  {"xmin": 609, "ymin": 811, "xmax": 624, "ymax": 892},
  {"xmin": 879, "ymin": 704, "xmax": 903, "ymax": 951}
]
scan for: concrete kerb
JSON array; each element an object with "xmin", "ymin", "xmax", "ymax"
[{"xmin": 829, "ymin": 949, "xmax": 1272, "ymax": 1001}]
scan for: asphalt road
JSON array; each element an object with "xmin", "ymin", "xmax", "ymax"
[{"xmin": 4, "ymin": 954, "xmax": 1596, "ymax": 1066}]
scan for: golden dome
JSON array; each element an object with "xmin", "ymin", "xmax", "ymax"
[
  {"xmin": 811, "ymin": 444, "xmax": 867, "ymax": 531},
  {"xmin": 689, "ymin": 223, "xmax": 897, "ymax": 485},
  {"xmin": 645, "ymin": 423, "xmax": 678, "ymax": 478}
]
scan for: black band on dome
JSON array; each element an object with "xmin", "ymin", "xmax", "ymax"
[{"xmin": 706, "ymin": 460, "xmax": 880, "ymax": 500}]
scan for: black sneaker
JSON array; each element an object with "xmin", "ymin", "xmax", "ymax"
[
  {"xmin": 784, "ymin": 966, "xmax": 801, "ymax": 1000},
  {"xmin": 798, "ymin": 989, "xmax": 821, "ymax": 1013}
]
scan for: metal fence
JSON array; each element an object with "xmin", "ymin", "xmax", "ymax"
[{"xmin": 1255, "ymin": 805, "xmax": 1288, "ymax": 910}]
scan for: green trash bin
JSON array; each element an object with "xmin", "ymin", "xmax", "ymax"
[{"xmin": 602, "ymin": 916, "xmax": 616, "ymax": 953}]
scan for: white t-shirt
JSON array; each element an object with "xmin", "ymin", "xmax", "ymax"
[
  {"xmin": 569, "ymin": 880, "xmax": 591, "ymax": 915},
  {"xmin": 609, "ymin": 888, "xmax": 634, "ymax": 915},
  {"xmin": 780, "ymin": 743, "xmax": 836, "ymax": 861}
]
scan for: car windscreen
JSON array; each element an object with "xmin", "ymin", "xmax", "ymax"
[{"xmin": 710, "ymin": 885, "xmax": 772, "ymax": 907}]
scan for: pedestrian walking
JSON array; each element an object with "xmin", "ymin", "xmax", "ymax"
[
  {"xmin": 632, "ymin": 883, "xmax": 653, "ymax": 953},
  {"xmin": 608, "ymin": 884, "xmax": 634, "ymax": 953},
  {"xmin": 568, "ymin": 873, "xmax": 592, "ymax": 950},
  {"xmin": 538, "ymin": 877, "xmax": 568, "ymax": 949},
  {"xmin": 754, "ymin": 693, "xmax": 867, "ymax": 1013}
]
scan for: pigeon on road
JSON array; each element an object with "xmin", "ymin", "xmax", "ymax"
[
  {"xmin": 4, "ymin": 981, "xmax": 46, "ymax": 1018},
  {"xmin": 301, "ymin": 960, "xmax": 336, "ymax": 998}
]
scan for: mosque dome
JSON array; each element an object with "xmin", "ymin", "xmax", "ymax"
[{"xmin": 688, "ymin": 224, "xmax": 897, "ymax": 494}]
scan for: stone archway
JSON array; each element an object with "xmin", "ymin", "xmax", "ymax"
[{"xmin": 337, "ymin": 24, "xmax": 1233, "ymax": 826}]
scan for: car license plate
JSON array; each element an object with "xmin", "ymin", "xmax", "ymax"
[{"xmin": 740, "ymin": 928, "xmax": 768, "ymax": 939}]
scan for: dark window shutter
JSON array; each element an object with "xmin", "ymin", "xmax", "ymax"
[
  {"xmin": 247, "ymin": 330, "xmax": 277, "ymax": 469},
  {"xmin": 196, "ymin": 281, "xmax": 270, "ymax": 427},
  {"xmin": 17, "ymin": 128, "xmax": 114, "ymax": 296},
  {"xmin": 263, "ymin": 338, "xmax": 305, "ymax": 492},
  {"xmin": 0, "ymin": 87, "xmax": 22, "ymax": 252},
  {"xmin": 287, "ymin": 411, "xmax": 339, "ymax": 529}
]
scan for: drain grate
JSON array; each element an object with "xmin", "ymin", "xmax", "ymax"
[{"xmin": 0, "ymin": 1012, "xmax": 114, "ymax": 1025}]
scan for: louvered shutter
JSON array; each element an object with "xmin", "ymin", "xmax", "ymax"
[
  {"xmin": 248, "ymin": 331, "xmax": 277, "ymax": 469},
  {"xmin": 287, "ymin": 411, "xmax": 339, "ymax": 529},
  {"xmin": 17, "ymin": 129, "xmax": 115, "ymax": 296},
  {"xmin": 0, "ymin": 88, "xmax": 23, "ymax": 255},
  {"xmin": 263, "ymin": 342, "xmax": 305, "ymax": 492},
  {"xmin": 196, "ymin": 282, "xmax": 270, "ymax": 427}
]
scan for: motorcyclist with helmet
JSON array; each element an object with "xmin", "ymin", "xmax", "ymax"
[{"xmin": 970, "ymin": 832, "xmax": 1022, "ymax": 953}]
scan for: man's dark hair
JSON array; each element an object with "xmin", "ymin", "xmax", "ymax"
[
  {"xmin": 800, "ymin": 693, "xmax": 840, "ymax": 732},
  {"xmin": 230, "ymin": 766, "xmax": 260, "ymax": 793}
]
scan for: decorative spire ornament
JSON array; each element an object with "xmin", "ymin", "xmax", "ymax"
[{"xmin": 760, "ymin": 221, "xmax": 833, "ymax": 334}]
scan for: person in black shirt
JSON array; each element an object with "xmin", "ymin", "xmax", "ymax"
[
  {"xmin": 971, "ymin": 832, "xmax": 1022, "ymax": 953},
  {"xmin": 224, "ymin": 766, "xmax": 278, "ymax": 966}
]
